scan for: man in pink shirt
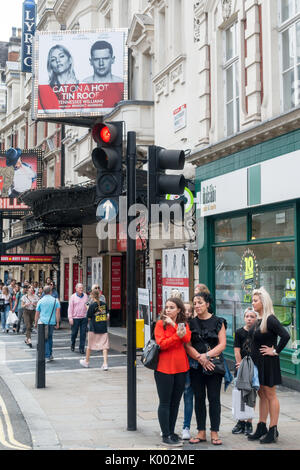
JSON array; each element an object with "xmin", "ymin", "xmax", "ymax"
[{"xmin": 68, "ymin": 283, "xmax": 89, "ymax": 354}]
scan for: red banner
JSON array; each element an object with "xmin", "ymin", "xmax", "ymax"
[
  {"xmin": 38, "ymin": 83, "xmax": 124, "ymax": 112},
  {"xmin": 111, "ymin": 256, "xmax": 122, "ymax": 310},
  {"xmin": 0, "ymin": 255, "xmax": 57, "ymax": 264},
  {"xmin": 64, "ymin": 263, "xmax": 69, "ymax": 301},
  {"xmin": 116, "ymin": 223, "xmax": 145, "ymax": 252},
  {"xmin": 162, "ymin": 278, "xmax": 190, "ymax": 288}
]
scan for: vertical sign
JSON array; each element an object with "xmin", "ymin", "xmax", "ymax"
[
  {"xmin": 138, "ymin": 288, "xmax": 150, "ymax": 344},
  {"xmin": 64, "ymin": 263, "xmax": 69, "ymax": 301},
  {"xmin": 73, "ymin": 263, "xmax": 79, "ymax": 294},
  {"xmin": 111, "ymin": 256, "xmax": 122, "ymax": 309},
  {"xmin": 156, "ymin": 260, "xmax": 162, "ymax": 318},
  {"xmin": 21, "ymin": 0, "xmax": 36, "ymax": 73},
  {"xmin": 145, "ymin": 268, "xmax": 153, "ymax": 320},
  {"xmin": 162, "ymin": 248, "xmax": 189, "ymax": 303}
]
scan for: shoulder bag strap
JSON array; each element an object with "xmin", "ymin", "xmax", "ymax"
[{"xmin": 48, "ymin": 298, "xmax": 57, "ymax": 326}]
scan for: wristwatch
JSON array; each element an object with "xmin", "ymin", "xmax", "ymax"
[
  {"xmin": 273, "ymin": 349, "xmax": 278, "ymax": 356},
  {"xmin": 206, "ymin": 352, "xmax": 210, "ymax": 360}
]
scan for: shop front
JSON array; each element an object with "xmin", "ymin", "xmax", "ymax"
[{"xmin": 196, "ymin": 133, "xmax": 300, "ymax": 388}]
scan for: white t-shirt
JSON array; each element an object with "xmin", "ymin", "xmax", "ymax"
[{"xmin": 13, "ymin": 163, "xmax": 36, "ymax": 193}]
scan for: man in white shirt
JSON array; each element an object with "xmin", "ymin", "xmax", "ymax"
[{"xmin": 6, "ymin": 148, "xmax": 36, "ymax": 198}]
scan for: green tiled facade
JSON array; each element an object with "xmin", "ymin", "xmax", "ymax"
[{"xmin": 195, "ymin": 130, "xmax": 300, "ymax": 389}]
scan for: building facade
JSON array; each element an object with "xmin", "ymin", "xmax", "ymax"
[{"xmin": 0, "ymin": 0, "xmax": 299, "ymax": 385}]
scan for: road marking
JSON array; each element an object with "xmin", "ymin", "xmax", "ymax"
[
  {"xmin": 0, "ymin": 395, "xmax": 31, "ymax": 450},
  {"xmin": 15, "ymin": 365, "xmax": 128, "ymax": 375},
  {"xmin": 3, "ymin": 354, "xmax": 126, "ymax": 364}
]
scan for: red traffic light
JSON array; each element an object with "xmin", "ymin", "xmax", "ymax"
[{"xmin": 92, "ymin": 123, "xmax": 118, "ymax": 145}]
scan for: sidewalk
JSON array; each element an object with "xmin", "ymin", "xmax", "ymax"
[{"xmin": 1, "ymin": 327, "xmax": 300, "ymax": 450}]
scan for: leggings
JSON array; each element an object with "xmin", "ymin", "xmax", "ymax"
[
  {"xmin": 190, "ymin": 366, "xmax": 223, "ymax": 432},
  {"xmin": 154, "ymin": 370, "xmax": 186, "ymax": 438}
]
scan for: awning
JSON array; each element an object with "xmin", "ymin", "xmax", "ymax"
[{"xmin": 19, "ymin": 184, "xmax": 98, "ymax": 227}]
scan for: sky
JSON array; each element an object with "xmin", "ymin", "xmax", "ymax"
[{"xmin": 0, "ymin": 0, "xmax": 23, "ymax": 42}]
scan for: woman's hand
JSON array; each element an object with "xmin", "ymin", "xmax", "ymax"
[
  {"xmin": 163, "ymin": 315, "xmax": 175, "ymax": 328},
  {"xmin": 260, "ymin": 345, "xmax": 277, "ymax": 356},
  {"xmin": 198, "ymin": 353, "xmax": 215, "ymax": 371}
]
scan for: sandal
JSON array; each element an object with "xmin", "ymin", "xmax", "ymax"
[
  {"xmin": 211, "ymin": 438, "xmax": 222, "ymax": 446},
  {"xmin": 189, "ymin": 435, "xmax": 207, "ymax": 444}
]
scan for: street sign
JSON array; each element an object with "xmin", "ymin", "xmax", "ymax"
[{"xmin": 96, "ymin": 198, "xmax": 118, "ymax": 221}]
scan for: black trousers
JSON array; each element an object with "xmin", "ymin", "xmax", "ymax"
[
  {"xmin": 154, "ymin": 370, "xmax": 186, "ymax": 438},
  {"xmin": 190, "ymin": 366, "xmax": 223, "ymax": 432}
]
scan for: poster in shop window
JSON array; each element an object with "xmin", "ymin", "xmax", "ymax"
[
  {"xmin": 92, "ymin": 257, "xmax": 103, "ymax": 292},
  {"xmin": 33, "ymin": 29, "xmax": 128, "ymax": 119},
  {"xmin": 162, "ymin": 248, "xmax": 189, "ymax": 304}
]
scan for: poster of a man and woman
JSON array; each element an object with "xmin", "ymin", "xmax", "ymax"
[{"xmin": 34, "ymin": 29, "xmax": 127, "ymax": 117}]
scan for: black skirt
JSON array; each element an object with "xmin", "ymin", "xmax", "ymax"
[{"xmin": 252, "ymin": 354, "xmax": 282, "ymax": 387}]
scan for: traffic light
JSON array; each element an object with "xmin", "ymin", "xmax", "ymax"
[
  {"xmin": 147, "ymin": 145, "xmax": 186, "ymax": 221},
  {"xmin": 91, "ymin": 121, "xmax": 123, "ymax": 201}
]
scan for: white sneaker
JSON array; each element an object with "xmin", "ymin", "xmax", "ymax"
[
  {"xmin": 182, "ymin": 427, "xmax": 191, "ymax": 440},
  {"xmin": 101, "ymin": 364, "xmax": 108, "ymax": 371},
  {"xmin": 80, "ymin": 359, "xmax": 89, "ymax": 368}
]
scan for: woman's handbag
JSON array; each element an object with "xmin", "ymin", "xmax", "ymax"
[
  {"xmin": 141, "ymin": 339, "xmax": 160, "ymax": 370},
  {"xmin": 203, "ymin": 351, "xmax": 226, "ymax": 377}
]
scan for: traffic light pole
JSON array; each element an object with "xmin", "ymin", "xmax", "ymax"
[{"xmin": 126, "ymin": 131, "xmax": 137, "ymax": 431}]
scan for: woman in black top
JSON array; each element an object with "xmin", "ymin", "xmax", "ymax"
[
  {"xmin": 248, "ymin": 287, "xmax": 290, "ymax": 444},
  {"xmin": 185, "ymin": 292, "xmax": 226, "ymax": 446}
]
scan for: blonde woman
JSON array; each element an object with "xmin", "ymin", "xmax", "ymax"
[{"xmin": 248, "ymin": 287, "xmax": 290, "ymax": 444}]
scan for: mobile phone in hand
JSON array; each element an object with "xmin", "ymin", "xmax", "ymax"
[{"xmin": 178, "ymin": 323, "xmax": 185, "ymax": 329}]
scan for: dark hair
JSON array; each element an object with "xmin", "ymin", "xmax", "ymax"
[
  {"xmin": 193, "ymin": 292, "xmax": 214, "ymax": 314},
  {"xmin": 91, "ymin": 40, "xmax": 113, "ymax": 58},
  {"xmin": 161, "ymin": 297, "xmax": 187, "ymax": 329}
]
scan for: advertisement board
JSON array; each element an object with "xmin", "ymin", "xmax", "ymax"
[
  {"xmin": 0, "ymin": 149, "xmax": 42, "ymax": 212},
  {"xmin": 138, "ymin": 288, "xmax": 151, "ymax": 345},
  {"xmin": 33, "ymin": 29, "xmax": 128, "ymax": 119},
  {"xmin": 162, "ymin": 248, "xmax": 189, "ymax": 304}
]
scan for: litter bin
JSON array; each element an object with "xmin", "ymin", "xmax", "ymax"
[{"xmin": 136, "ymin": 319, "xmax": 144, "ymax": 349}]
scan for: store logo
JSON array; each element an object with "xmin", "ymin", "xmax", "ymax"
[{"xmin": 201, "ymin": 184, "xmax": 217, "ymax": 213}]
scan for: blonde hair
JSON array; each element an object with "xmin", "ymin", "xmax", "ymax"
[
  {"xmin": 252, "ymin": 287, "xmax": 274, "ymax": 333},
  {"xmin": 194, "ymin": 283, "xmax": 210, "ymax": 295}
]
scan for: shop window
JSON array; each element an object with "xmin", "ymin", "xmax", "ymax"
[
  {"xmin": 280, "ymin": 0, "xmax": 300, "ymax": 110},
  {"xmin": 224, "ymin": 22, "xmax": 240, "ymax": 136},
  {"xmin": 215, "ymin": 241, "xmax": 296, "ymax": 349},
  {"xmin": 252, "ymin": 207, "xmax": 294, "ymax": 239},
  {"xmin": 215, "ymin": 216, "xmax": 247, "ymax": 243}
]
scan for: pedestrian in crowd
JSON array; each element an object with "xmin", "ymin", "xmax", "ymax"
[
  {"xmin": 194, "ymin": 283, "xmax": 210, "ymax": 295},
  {"xmin": 8, "ymin": 279, "xmax": 16, "ymax": 296},
  {"xmin": 33, "ymin": 281, "xmax": 39, "ymax": 295},
  {"xmin": 37, "ymin": 287, "xmax": 44, "ymax": 298},
  {"xmin": 182, "ymin": 301, "xmax": 195, "ymax": 440},
  {"xmin": 17, "ymin": 285, "xmax": 27, "ymax": 334},
  {"xmin": 0, "ymin": 281, "xmax": 4, "ymax": 294},
  {"xmin": 154, "ymin": 297, "xmax": 191, "ymax": 447},
  {"xmin": 11, "ymin": 284, "xmax": 22, "ymax": 333},
  {"xmin": 68, "ymin": 283, "xmax": 88, "ymax": 354},
  {"xmin": 91, "ymin": 284, "xmax": 106, "ymax": 303},
  {"xmin": 35, "ymin": 286, "xmax": 60, "ymax": 362},
  {"xmin": 186, "ymin": 292, "xmax": 226, "ymax": 446},
  {"xmin": 232, "ymin": 307, "xmax": 258, "ymax": 436},
  {"xmin": 247, "ymin": 287, "xmax": 290, "ymax": 444},
  {"xmin": 22, "ymin": 285, "xmax": 39, "ymax": 348},
  {"xmin": 80, "ymin": 288, "xmax": 110, "ymax": 370},
  {"xmin": 0, "ymin": 286, "xmax": 12, "ymax": 333}
]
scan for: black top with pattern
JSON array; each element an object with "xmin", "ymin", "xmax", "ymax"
[{"xmin": 189, "ymin": 315, "xmax": 227, "ymax": 352}]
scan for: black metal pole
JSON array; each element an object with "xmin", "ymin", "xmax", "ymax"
[
  {"xmin": 36, "ymin": 323, "xmax": 46, "ymax": 388},
  {"xmin": 127, "ymin": 131, "xmax": 137, "ymax": 431}
]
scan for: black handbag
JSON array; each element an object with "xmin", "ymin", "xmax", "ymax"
[{"xmin": 141, "ymin": 338, "xmax": 160, "ymax": 370}]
